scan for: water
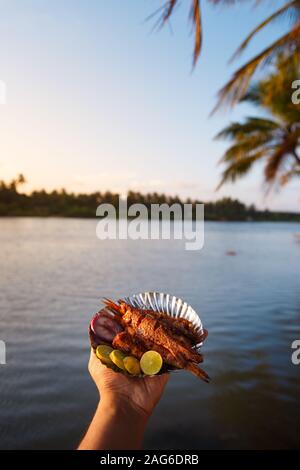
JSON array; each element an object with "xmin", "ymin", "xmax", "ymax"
[{"xmin": 0, "ymin": 218, "xmax": 300, "ymax": 450}]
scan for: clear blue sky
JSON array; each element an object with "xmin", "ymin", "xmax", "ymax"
[{"xmin": 0, "ymin": 0, "xmax": 297, "ymax": 210}]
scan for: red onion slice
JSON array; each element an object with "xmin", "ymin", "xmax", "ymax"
[{"xmin": 90, "ymin": 309, "xmax": 123, "ymax": 344}]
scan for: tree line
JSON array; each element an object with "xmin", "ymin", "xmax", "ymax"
[{"xmin": 0, "ymin": 175, "xmax": 299, "ymax": 222}]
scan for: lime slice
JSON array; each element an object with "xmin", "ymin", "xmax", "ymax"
[
  {"xmin": 123, "ymin": 356, "xmax": 141, "ymax": 376},
  {"xmin": 109, "ymin": 349, "xmax": 127, "ymax": 370},
  {"xmin": 96, "ymin": 345, "xmax": 114, "ymax": 366},
  {"xmin": 140, "ymin": 351, "xmax": 163, "ymax": 375}
]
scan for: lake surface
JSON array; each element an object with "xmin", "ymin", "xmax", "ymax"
[{"xmin": 0, "ymin": 218, "xmax": 300, "ymax": 449}]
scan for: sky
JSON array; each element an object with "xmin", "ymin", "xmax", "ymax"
[{"xmin": 0, "ymin": 0, "xmax": 298, "ymax": 211}]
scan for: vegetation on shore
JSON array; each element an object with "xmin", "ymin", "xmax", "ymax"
[{"xmin": 0, "ymin": 175, "xmax": 299, "ymax": 222}]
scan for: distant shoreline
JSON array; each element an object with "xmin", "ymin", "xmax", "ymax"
[
  {"xmin": 1, "ymin": 215, "xmax": 300, "ymax": 223},
  {"xmin": 1, "ymin": 177, "xmax": 300, "ymax": 222}
]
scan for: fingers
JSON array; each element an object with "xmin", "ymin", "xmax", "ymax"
[
  {"xmin": 88, "ymin": 348, "xmax": 106, "ymax": 374},
  {"xmin": 89, "ymin": 348, "xmax": 98, "ymax": 367},
  {"xmin": 89, "ymin": 348, "xmax": 94, "ymax": 362}
]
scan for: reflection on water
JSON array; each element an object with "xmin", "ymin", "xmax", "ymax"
[{"xmin": 0, "ymin": 218, "xmax": 300, "ymax": 449}]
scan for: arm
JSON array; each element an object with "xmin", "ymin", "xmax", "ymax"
[
  {"xmin": 78, "ymin": 396, "xmax": 148, "ymax": 450},
  {"xmin": 78, "ymin": 350, "xmax": 169, "ymax": 450}
]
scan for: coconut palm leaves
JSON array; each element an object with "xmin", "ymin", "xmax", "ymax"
[
  {"xmin": 156, "ymin": 0, "xmax": 240, "ymax": 66},
  {"xmin": 156, "ymin": 2, "xmax": 300, "ymax": 190},
  {"xmin": 157, "ymin": 1, "xmax": 300, "ymax": 108},
  {"xmin": 216, "ymin": 55, "xmax": 300, "ymax": 189},
  {"xmin": 155, "ymin": 0, "xmax": 201, "ymax": 65},
  {"xmin": 216, "ymin": 118, "xmax": 300, "ymax": 188},
  {"xmin": 216, "ymin": 0, "xmax": 300, "ymax": 109}
]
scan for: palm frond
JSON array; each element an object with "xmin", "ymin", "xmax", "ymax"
[
  {"xmin": 280, "ymin": 163, "xmax": 300, "ymax": 185},
  {"xmin": 215, "ymin": 93, "xmax": 300, "ymax": 190},
  {"xmin": 161, "ymin": 0, "xmax": 178, "ymax": 24},
  {"xmin": 241, "ymin": 53, "xmax": 300, "ymax": 122},
  {"xmin": 155, "ymin": 1, "xmax": 202, "ymax": 66},
  {"xmin": 190, "ymin": 0, "xmax": 202, "ymax": 66},
  {"xmin": 243, "ymin": 117, "xmax": 281, "ymax": 132},
  {"xmin": 215, "ymin": 117, "xmax": 280, "ymax": 140},
  {"xmin": 230, "ymin": 0, "xmax": 299, "ymax": 62},
  {"xmin": 156, "ymin": 0, "xmax": 239, "ymax": 66},
  {"xmin": 217, "ymin": 152, "xmax": 264, "ymax": 189},
  {"xmin": 220, "ymin": 141, "xmax": 268, "ymax": 163},
  {"xmin": 264, "ymin": 145, "xmax": 289, "ymax": 182},
  {"xmin": 241, "ymin": 83, "xmax": 262, "ymax": 105},
  {"xmin": 213, "ymin": 23, "xmax": 300, "ymax": 111}
]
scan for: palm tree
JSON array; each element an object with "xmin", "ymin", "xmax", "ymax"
[
  {"xmin": 9, "ymin": 173, "xmax": 26, "ymax": 191},
  {"xmin": 156, "ymin": 1, "xmax": 300, "ymax": 109},
  {"xmin": 216, "ymin": 1, "xmax": 300, "ymax": 109},
  {"xmin": 154, "ymin": 0, "xmax": 238, "ymax": 66},
  {"xmin": 215, "ymin": 54, "xmax": 300, "ymax": 190}
]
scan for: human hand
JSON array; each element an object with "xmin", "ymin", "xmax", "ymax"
[
  {"xmin": 88, "ymin": 348, "xmax": 169, "ymax": 419},
  {"xmin": 78, "ymin": 350, "xmax": 169, "ymax": 450}
]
